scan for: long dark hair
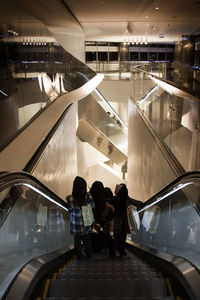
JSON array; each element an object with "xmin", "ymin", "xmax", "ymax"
[
  {"xmin": 90, "ymin": 181, "xmax": 104, "ymax": 223},
  {"xmin": 72, "ymin": 176, "xmax": 87, "ymax": 207},
  {"xmin": 114, "ymin": 183, "xmax": 128, "ymax": 216}
]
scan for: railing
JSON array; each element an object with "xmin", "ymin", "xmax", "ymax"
[
  {"xmin": 131, "ymin": 64, "xmax": 200, "ymax": 172},
  {"xmin": 0, "ymin": 171, "xmax": 72, "ymax": 299},
  {"xmin": 130, "ymin": 170, "xmax": 200, "ymax": 274},
  {"xmin": 0, "ymin": 42, "xmax": 96, "ymax": 150}
]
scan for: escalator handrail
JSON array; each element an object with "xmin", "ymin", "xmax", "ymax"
[
  {"xmin": 94, "ymin": 89, "xmax": 128, "ymax": 129},
  {"xmin": 0, "ymin": 171, "xmax": 69, "ymax": 211},
  {"xmin": 133, "ymin": 64, "xmax": 200, "ymax": 100},
  {"xmin": 139, "ymin": 170, "xmax": 200, "ymax": 212}
]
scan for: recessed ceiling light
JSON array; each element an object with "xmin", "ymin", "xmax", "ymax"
[
  {"xmin": 155, "ymin": 6, "xmax": 159, "ymax": 10},
  {"xmin": 145, "ymin": 16, "xmax": 149, "ymax": 19}
]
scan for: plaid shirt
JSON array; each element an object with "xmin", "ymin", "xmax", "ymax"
[
  {"xmin": 48, "ymin": 206, "xmax": 65, "ymax": 233},
  {"xmin": 67, "ymin": 192, "xmax": 95, "ymax": 236}
]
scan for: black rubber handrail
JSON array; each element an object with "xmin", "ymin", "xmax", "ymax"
[
  {"xmin": 139, "ymin": 170, "xmax": 200, "ymax": 212},
  {"xmin": 1, "ymin": 170, "xmax": 200, "ymax": 213},
  {"xmin": 0, "ymin": 171, "xmax": 69, "ymax": 211}
]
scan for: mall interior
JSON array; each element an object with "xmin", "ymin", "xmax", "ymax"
[{"xmin": 1, "ymin": 1, "xmax": 200, "ymax": 299}]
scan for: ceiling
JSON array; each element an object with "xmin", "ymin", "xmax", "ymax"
[
  {"xmin": 1, "ymin": 0, "xmax": 200, "ymax": 43},
  {"xmin": 63, "ymin": 0, "xmax": 200, "ymax": 42}
]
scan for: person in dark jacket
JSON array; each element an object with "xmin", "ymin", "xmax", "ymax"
[
  {"xmin": 89, "ymin": 181, "xmax": 105, "ymax": 252},
  {"xmin": 90, "ymin": 181, "xmax": 104, "ymax": 225},
  {"xmin": 101, "ymin": 187, "xmax": 115, "ymax": 256},
  {"xmin": 113, "ymin": 183, "xmax": 130, "ymax": 256}
]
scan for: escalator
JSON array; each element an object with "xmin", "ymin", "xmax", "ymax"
[
  {"xmin": 1, "ymin": 171, "xmax": 200, "ymax": 300},
  {"xmin": 46, "ymin": 250, "xmax": 175, "ymax": 300}
]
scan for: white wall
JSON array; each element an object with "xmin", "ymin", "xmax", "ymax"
[
  {"xmin": 98, "ymin": 80, "xmax": 131, "ymax": 124},
  {"xmin": 127, "ymin": 99, "xmax": 177, "ymax": 202},
  {"xmin": 98, "ymin": 80, "xmax": 131, "ymax": 103},
  {"xmin": 54, "ymin": 33, "xmax": 85, "ymax": 63},
  {"xmin": 88, "ymin": 163, "xmax": 126, "ymax": 193},
  {"xmin": 32, "ymin": 103, "xmax": 78, "ymax": 199}
]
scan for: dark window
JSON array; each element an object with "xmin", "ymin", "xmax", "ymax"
[
  {"xmin": 86, "ymin": 52, "xmax": 96, "ymax": 61},
  {"xmin": 109, "ymin": 52, "xmax": 118, "ymax": 61},
  {"xmin": 98, "ymin": 52, "xmax": 108, "ymax": 61},
  {"xmin": 141, "ymin": 44, "xmax": 149, "ymax": 48},
  {"xmin": 97, "ymin": 42, "xmax": 108, "ymax": 46},
  {"xmin": 158, "ymin": 44, "xmax": 166, "ymax": 48},
  {"xmin": 109, "ymin": 42, "xmax": 120, "ymax": 47},
  {"xmin": 158, "ymin": 52, "xmax": 166, "ymax": 60},
  {"xmin": 130, "ymin": 52, "xmax": 139, "ymax": 61},
  {"xmin": 149, "ymin": 52, "xmax": 157, "ymax": 61},
  {"xmin": 168, "ymin": 44, "xmax": 175, "ymax": 48},
  {"xmin": 140, "ymin": 52, "xmax": 148, "ymax": 61},
  {"xmin": 167, "ymin": 52, "xmax": 174, "ymax": 61},
  {"xmin": 149, "ymin": 43, "xmax": 157, "ymax": 47}
]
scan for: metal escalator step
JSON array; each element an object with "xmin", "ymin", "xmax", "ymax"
[
  {"xmin": 45, "ymin": 297, "xmax": 175, "ymax": 300},
  {"xmin": 48, "ymin": 278, "xmax": 168, "ymax": 298},
  {"xmin": 58, "ymin": 270, "xmax": 157, "ymax": 279}
]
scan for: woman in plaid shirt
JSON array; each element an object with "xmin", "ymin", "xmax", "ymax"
[{"xmin": 67, "ymin": 176, "xmax": 95, "ymax": 259}]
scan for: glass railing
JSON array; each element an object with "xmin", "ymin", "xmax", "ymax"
[
  {"xmin": 132, "ymin": 65, "xmax": 200, "ymax": 171},
  {"xmin": 78, "ymin": 92, "xmax": 128, "ymax": 156},
  {"xmin": 130, "ymin": 171, "xmax": 200, "ymax": 271},
  {"xmin": 0, "ymin": 171, "xmax": 72, "ymax": 299},
  {"xmin": 0, "ymin": 41, "xmax": 96, "ymax": 150},
  {"xmin": 87, "ymin": 61, "xmax": 149, "ymax": 80}
]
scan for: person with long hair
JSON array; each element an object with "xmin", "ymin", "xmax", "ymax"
[
  {"xmin": 113, "ymin": 183, "xmax": 130, "ymax": 256},
  {"xmin": 90, "ymin": 181, "xmax": 104, "ymax": 225},
  {"xmin": 67, "ymin": 176, "xmax": 95, "ymax": 259},
  {"xmin": 101, "ymin": 187, "xmax": 115, "ymax": 256},
  {"xmin": 89, "ymin": 181, "xmax": 105, "ymax": 252}
]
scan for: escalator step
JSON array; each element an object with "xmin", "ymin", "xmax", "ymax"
[
  {"xmin": 45, "ymin": 297, "xmax": 175, "ymax": 300},
  {"xmin": 48, "ymin": 278, "xmax": 168, "ymax": 298}
]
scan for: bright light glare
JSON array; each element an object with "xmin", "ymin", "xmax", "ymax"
[
  {"xmin": 94, "ymin": 89, "xmax": 128, "ymax": 129},
  {"xmin": 23, "ymin": 183, "xmax": 69, "ymax": 211},
  {"xmin": 138, "ymin": 86, "xmax": 159, "ymax": 104},
  {"xmin": 138, "ymin": 182, "xmax": 194, "ymax": 213},
  {"xmin": 0, "ymin": 89, "xmax": 8, "ymax": 97}
]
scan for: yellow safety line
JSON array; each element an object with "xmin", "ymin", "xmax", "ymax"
[
  {"xmin": 39, "ymin": 258, "xmax": 74, "ymax": 299},
  {"xmin": 166, "ymin": 278, "xmax": 175, "ymax": 298},
  {"xmin": 42, "ymin": 278, "xmax": 50, "ymax": 299}
]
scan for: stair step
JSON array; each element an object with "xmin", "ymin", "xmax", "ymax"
[{"xmin": 48, "ymin": 278, "xmax": 168, "ymax": 298}]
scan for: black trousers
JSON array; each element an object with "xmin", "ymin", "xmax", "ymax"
[
  {"xmin": 114, "ymin": 233, "xmax": 127, "ymax": 255},
  {"xmin": 74, "ymin": 233, "xmax": 92, "ymax": 259}
]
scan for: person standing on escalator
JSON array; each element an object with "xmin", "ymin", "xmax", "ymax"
[
  {"xmin": 113, "ymin": 183, "xmax": 130, "ymax": 256},
  {"xmin": 67, "ymin": 176, "xmax": 95, "ymax": 259}
]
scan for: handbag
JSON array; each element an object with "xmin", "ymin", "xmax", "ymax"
[
  {"xmin": 82, "ymin": 202, "xmax": 95, "ymax": 227},
  {"xmin": 127, "ymin": 204, "xmax": 140, "ymax": 234}
]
